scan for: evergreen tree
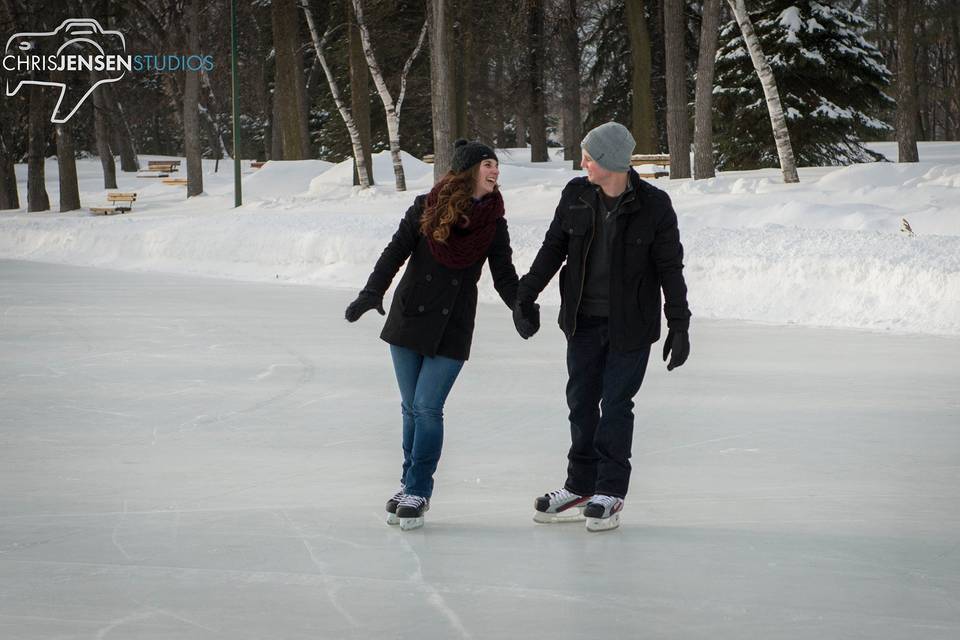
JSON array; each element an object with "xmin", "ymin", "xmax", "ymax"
[{"xmin": 714, "ymin": 1, "xmax": 893, "ymax": 169}]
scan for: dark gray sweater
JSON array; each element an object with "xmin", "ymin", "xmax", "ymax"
[{"xmin": 580, "ymin": 181, "xmax": 634, "ymax": 317}]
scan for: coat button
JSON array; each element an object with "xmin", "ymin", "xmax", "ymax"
[
  {"xmin": 442, "ymin": 308, "xmax": 449, "ymax": 315},
  {"xmin": 418, "ymin": 305, "xmax": 425, "ymax": 312},
  {"xmin": 451, "ymin": 279, "xmax": 458, "ymax": 286},
  {"xmin": 425, "ymin": 274, "xmax": 432, "ymax": 281},
  {"xmin": 568, "ymin": 228, "xmax": 574, "ymax": 234}
]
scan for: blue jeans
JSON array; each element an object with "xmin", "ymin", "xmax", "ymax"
[
  {"xmin": 390, "ymin": 345, "xmax": 464, "ymax": 498},
  {"xmin": 565, "ymin": 315, "xmax": 650, "ymax": 498}
]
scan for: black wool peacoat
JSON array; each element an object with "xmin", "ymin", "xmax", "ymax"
[{"xmin": 361, "ymin": 194, "xmax": 519, "ymax": 361}]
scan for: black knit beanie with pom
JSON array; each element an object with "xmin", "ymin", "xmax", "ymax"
[{"xmin": 450, "ymin": 138, "xmax": 498, "ymax": 173}]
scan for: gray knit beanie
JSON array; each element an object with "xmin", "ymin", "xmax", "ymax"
[{"xmin": 581, "ymin": 122, "xmax": 635, "ymax": 172}]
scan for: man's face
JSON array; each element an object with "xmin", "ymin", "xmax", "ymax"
[{"xmin": 581, "ymin": 149, "xmax": 613, "ymax": 185}]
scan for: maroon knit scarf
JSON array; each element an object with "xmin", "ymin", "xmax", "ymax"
[{"xmin": 423, "ymin": 184, "xmax": 505, "ymax": 269}]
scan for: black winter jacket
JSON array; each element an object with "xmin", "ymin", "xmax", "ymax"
[
  {"xmin": 518, "ymin": 170, "xmax": 691, "ymax": 351},
  {"xmin": 362, "ymin": 194, "xmax": 519, "ymax": 361}
]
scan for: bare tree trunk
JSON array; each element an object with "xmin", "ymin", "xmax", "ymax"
[
  {"xmin": 527, "ymin": 0, "xmax": 548, "ymax": 162},
  {"xmin": 270, "ymin": 97, "xmax": 283, "ymax": 160},
  {"xmin": 184, "ymin": 0, "xmax": 204, "ymax": 197},
  {"xmin": 273, "ymin": 0, "xmax": 309, "ymax": 160},
  {"xmin": 494, "ymin": 52, "xmax": 508, "ymax": 146},
  {"xmin": 453, "ymin": 3, "xmax": 470, "ymax": 139},
  {"xmin": 27, "ymin": 85, "xmax": 50, "ymax": 212},
  {"xmin": 726, "ymin": 0, "xmax": 799, "ymax": 183},
  {"xmin": 693, "ymin": 0, "xmax": 721, "ymax": 179},
  {"xmin": 201, "ymin": 70, "xmax": 231, "ymax": 160},
  {"xmin": 0, "ymin": 128, "xmax": 20, "ymax": 210},
  {"xmin": 626, "ymin": 0, "xmax": 658, "ymax": 153},
  {"xmin": 92, "ymin": 84, "xmax": 118, "ymax": 189},
  {"xmin": 55, "ymin": 122, "xmax": 81, "ymax": 212},
  {"xmin": 560, "ymin": 0, "xmax": 582, "ymax": 169},
  {"xmin": 894, "ymin": 0, "xmax": 920, "ymax": 161},
  {"xmin": 102, "ymin": 84, "xmax": 140, "ymax": 171},
  {"xmin": 664, "ymin": 0, "xmax": 691, "ymax": 178},
  {"xmin": 303, "ymin": 3, "xmax": 371, "ymax": 188},
  {"xmin": 349, "ymin": 4, "xmax": 374, "ymax": 186},
  {"xmin": 351, "ymin": 0, "xmax": 428, "ymax": 191},
  {"xmin": 429, "ymin": 0, "xmax": 455, "ymax": 179}
]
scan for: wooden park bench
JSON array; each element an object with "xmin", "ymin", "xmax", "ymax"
[
  {"xmin": 630, "ymin": 153, "xmax": 670, "ymax": 179},
  {"xmin": 161, "ymin": 177, "xmax": 188, "ymax": 186},
  {"xmin": 148, "ymin": 160, "xmax": 180, "ymax": 173},
  {"xmin": 89, "ymin": 192, "xmax": 137, "ymax": 215},
  {"xmin": 137, "ymin": 160, "xmax": 181, "ymax": 178},
  {"xmin": 250, "ymin": 160, "xmax": 266, "ymax": 169}
]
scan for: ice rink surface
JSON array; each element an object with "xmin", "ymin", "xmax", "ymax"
[{"xmin": 1, "ymin": 260, "xmax": 958, "ymax": 639}]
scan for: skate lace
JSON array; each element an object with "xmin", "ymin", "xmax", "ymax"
[
  {"xmin": 390, "ymin": 487, "xmax": 405, "ymax": 502},
  {"xmin": 590, "ymin": 494, "xmax": 620, "ymax": 507},
  {"xmin": 547, "ymin": 488, "xmax": 578, "ymax": 502},
  {"xmin": 398, "ymin": 494, "xmax": 427, "ymax": 508}
]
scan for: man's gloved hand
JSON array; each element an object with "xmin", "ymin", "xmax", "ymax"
[
  {"xmin": 512, "ymin": 300, "xmax": 540, "ymax": 339},
  {"xmin": 662, "ymin": 328, "xmax": 689, "ymax": 371},
  {"xmin": 345, "ymin": 290, "xmax": 385, "ymax": 322}
]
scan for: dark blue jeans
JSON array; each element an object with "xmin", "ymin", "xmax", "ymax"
[
  {"xmin": 389, "ymin": 345, "xmax": 464, "ymax": 498},
  {"xmin": 564, "ymin": 315, "xmax": 650, "ymax": 499}
]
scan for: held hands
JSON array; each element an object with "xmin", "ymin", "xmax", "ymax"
[
  {"xmin": 662, "ymin": 328, "xmax": 689, "ymax": 371},
  {"xmin": 344, "ymin": 290, "xmax": 385, "ymax": 322},
  {"xmin": 513, "ymin": 300, "xmax": 540, "ymax": 339}
]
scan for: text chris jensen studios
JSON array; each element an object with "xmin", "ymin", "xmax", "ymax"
[{"xmin": 2, "ymin": 54, "xmax": 215, "ymax": 72}]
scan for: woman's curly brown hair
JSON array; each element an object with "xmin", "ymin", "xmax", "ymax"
[{"xmin": 420, "ymin": 165, "xmax": 483, "ymax": 243}]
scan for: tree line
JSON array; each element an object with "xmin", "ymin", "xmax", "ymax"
[{"xmin": 0, "ymin": 0, "xmax": 957, "ymax": 211}]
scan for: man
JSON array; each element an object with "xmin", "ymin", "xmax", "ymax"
[{"xmin": 513, "ymin": 121, "xmax": 691, "ymax": 532}]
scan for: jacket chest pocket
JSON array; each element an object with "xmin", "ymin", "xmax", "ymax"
[
  {"xmin": 563, "ymin": 206, "xmax": 592, "ymax": 241},
  {"xmin": 624, "ymin": 224, "xmax": 655, "ymax": 247}
]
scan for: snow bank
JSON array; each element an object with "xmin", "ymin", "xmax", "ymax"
[{"xmin": 2, "ymin": 144, "xmax": 959, "ymax": 336}]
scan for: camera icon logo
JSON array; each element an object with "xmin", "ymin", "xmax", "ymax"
[{"xmin": 4, "ymin": 18, "xmax": 127, "ymax": 123}]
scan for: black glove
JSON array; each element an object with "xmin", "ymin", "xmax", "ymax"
[
  {"xmin": 512, "ymin": 300, "xmax": 540, "ymax": 339},
  {"xmin": 345, "ymin": 290, "xmax": 385, "ymax": 322},
  {"xmin": 662, "ymin": 328, "xmax": 689, "ymax": 371}
]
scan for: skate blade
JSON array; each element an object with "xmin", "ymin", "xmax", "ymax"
[
  {"xmin": 533, "ymin": 508, "xmax": 585, "ymax": 524},
  {"xmin": 399, "ymin": 516, "xmax": 424, "ymax": 531},
  {"xmin": 586, "ymin": 513, "xmax": 621, "ymax": 532},
  {"xmin": 386, "ymin": 512, "xmax": 399, "ymax": 525}
]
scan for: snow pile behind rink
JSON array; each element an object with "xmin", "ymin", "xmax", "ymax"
[{"xmin": 1, "ymin": 144, "xmax": 958, "ymax": 335}]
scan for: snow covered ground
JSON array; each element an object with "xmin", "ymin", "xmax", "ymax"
[
  {"xmin": 2, "ymin": 260, "xmax": 959, "ymax": 639},
  {"xmin": 1, "ymin": 141, "xmax": 958, "ymax": 335}
]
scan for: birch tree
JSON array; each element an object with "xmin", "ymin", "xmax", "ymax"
[
  {"xmin": 302, "ymin": 3, "xmax": 371, "ymax": 188},
  {"xmin": 351, "ymin": 0, "xmax": 429, "ymax": 191},
  {"xmin": 726, "ymin": 0, "xmax": 799, "ymax": 183}
]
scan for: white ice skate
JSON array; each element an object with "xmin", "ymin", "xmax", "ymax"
[
  {"xmin": 397, "ymin": 494, "xmax": 429, "ymax": 531},
  {"xmin": 385, "ymin": 487, "xmax": 404, "ymax": 525},
  {"xmin": 533, "ymin": 488, "xmax": 592, "ymax": 523},
  {"xmin": 583, "ymin": 495, "xmax": 624, "ymax": 532}
]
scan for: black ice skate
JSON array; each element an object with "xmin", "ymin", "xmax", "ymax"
[
  {"xmin": 385, "ymin": 487, "xmax": 404, "ymax": 525},
  {"xmin": 533, "ymin": 488, "xmax": 592, "ymax": 523},
  {"xmin": 396, "ymin": 494, "xmax": 430, "ymax": 531},
  {"xmin": 583, "ymin": 495, "xmax": 624, "ymax": 532}
]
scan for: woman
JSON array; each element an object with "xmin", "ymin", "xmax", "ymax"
[{"xmin": 344, "ymin": 140, "xmax": 525, "ymax": 531}]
